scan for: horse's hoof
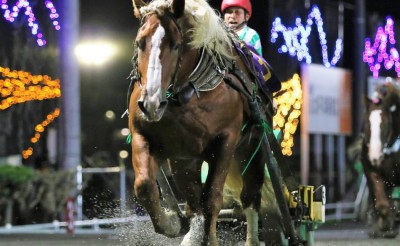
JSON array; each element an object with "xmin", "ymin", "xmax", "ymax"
[
  {"xmin": 368, "ymin": 227, "xmax": 399, "ymax": 238},
  {"xmin": 245, "ymin": 239, "xmax": 260, "ymax": 246},
  {"xmin": 180, "ymin": 215, "xmax": 205, "ymax": 246},
  {"xmin": 381, "ymin": 229, "xmax": 399, "ymax": 238},
  {"xmin": 159, "ymin": 211, "xmax": 183, "ymax": 237}
]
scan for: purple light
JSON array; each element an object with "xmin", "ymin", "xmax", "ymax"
[
  {"xmin": 271, "ymin": 5, "xmax": 343, "ymax": 67},
  {"xmin": 1, "ymin": 0, "xmax": 60, "ymax": 46},
  {"xmin": 363, "ymin": 16, "xmax": 400, "ymax": 78}
]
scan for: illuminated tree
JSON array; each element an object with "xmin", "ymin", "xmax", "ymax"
[{"xmin": 0, "ymin": 0, "xmax": 60, "ymax": 167}]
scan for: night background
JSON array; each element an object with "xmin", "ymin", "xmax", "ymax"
[
  {"xmin": 1, "ymin": 0, "xmax": 400, "ymax": 228},
  {"xmin": 1, "ymin": 0, "xmax": 400, "ymax": 167}
]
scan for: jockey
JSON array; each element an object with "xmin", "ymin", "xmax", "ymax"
[{"xmin": 221, "ymin": 0, "xmax": 262, "ymax": 55}]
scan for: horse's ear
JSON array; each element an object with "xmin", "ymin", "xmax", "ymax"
[
  {"xmin": 132, "ymin": 0, "xmax": 146, "ymax": 19},
  {"xmin": 170, "ymin": 0, "xmax": 185, "ymax": 19}
]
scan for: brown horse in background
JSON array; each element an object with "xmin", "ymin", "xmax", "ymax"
[
  {"xmin": 361, "ymin": 82, "xmax": 400, "ymax": 238},
  {"xmin": 127, "ymin": 0, "xmax": 283, "ymax": 245}
]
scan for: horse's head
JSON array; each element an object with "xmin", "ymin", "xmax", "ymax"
[
  {"xmin": 131, "ymin": 0, "xmax": 185, "ymax": 122},
  {"xmin": 130, "ymin": 0, "xmax": 233, "ymax": 122},
  {"xmin": 364, "ymin": 95, "xmax": 395, "ymax": 166},
  {"xmin": 373, "ymin": 82, "xmax": 400, "ymax": 106}
]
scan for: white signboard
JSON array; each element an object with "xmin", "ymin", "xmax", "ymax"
[{"xmin": 301, "ymin": 64, "xmax": 352, "ymax": 135}]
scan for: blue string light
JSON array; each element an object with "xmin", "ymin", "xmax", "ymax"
[
  {"xmin": 270, "ymin": 5, "xmax": 343, "ymax": 67},
  {"xmin": 1, "ymin": 0, "xmax": 60, "ymax": 46}
]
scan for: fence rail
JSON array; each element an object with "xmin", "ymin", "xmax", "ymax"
[
  {"xmin": 0, "ymin": 216, "xmax": 150, "ymax": 234},
  {"xmin": 0, "ymin": 166, "xmax": 370, "ymax": 234}
]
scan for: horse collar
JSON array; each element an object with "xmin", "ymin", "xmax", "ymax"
[{"xmin": 167, "ymin": 48, "xmax": 228, "ymax": 105}]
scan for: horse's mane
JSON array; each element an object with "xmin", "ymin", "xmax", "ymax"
[{"xmin": 139, "ymin": 0, "xmax": 233, "ymax": 59}]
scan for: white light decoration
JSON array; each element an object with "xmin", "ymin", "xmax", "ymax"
[
  {"xmin": 271, "ymin": 5, "xmax": 343, "ymax": 67},
  {"xmin": 1, "ymin": 0, "xmax": 60, "ymax": 46}
]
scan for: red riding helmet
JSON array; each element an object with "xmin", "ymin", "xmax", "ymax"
[{"xmin": 221, "ymin": 0, "xmax": 252, "ymax": 17}]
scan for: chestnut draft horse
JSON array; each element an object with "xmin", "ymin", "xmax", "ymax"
[
  {"xmin": 361, "ymin": 82, "xmax": 400, "ymax": 238},
  {"xmin": 127, "ymin": 0, "xmax": 290, "ymax": 245}
]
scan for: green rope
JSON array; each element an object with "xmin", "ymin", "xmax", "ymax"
[
  {"xmin": 241, "ymin": 117, "xmax": 272, "ymax": 176},
  {"xmin": 166, "ymin": 90, "xmax": 174, "ymax": 99},
  {"xmin": 126, "ymin": 133, "xmax": 132, "ymax": 144},
  {"xmin": 261, "ymin": 117, "xmax": 272, "ymax": 134},
  {"xmin": 241, "ymin": 121, "xmax": 249, "ymax": 132},
  {"xmin": 241, "ymin": 131, "xmax": 266, "ymax": 176}
]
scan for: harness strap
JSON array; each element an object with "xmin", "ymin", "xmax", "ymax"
[
  {"xmin": 224, "ymin": 64, "xmax": 298, "ymax": 192},
  {"xmin": 187, "ymin": 48, "xmax": 228, "ymax": 92},
  {"xmin": 383, "ymin": 136, "xmax": 400, "ymax": 155}
]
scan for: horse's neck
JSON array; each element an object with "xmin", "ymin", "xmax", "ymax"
[
  {"xmin": 392, "ymin": 107, "xmax": 400, "ymax": 139},
  {"xmin": 392, "ymin": 109, "xmax": 400, "ymax": 137}
]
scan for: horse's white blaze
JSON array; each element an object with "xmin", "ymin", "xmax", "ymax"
[
  {"xmin": 181, "ymin": 214, "xmax": 205, "ymax": 246},
  {"xmin": 146, "ymin": 24, "xmax": 165, "ymax": 109},
  {"xmin": 244, "ymin": 207, "xmax": 260, "ymax": 245},
  {"xmin": 369, "ymin": 109, "xmax": 382, "ymax": 165}
]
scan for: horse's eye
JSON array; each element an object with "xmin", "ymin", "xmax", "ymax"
[
  {"xmin": 173, "ymin": 43, "xmax": 181, "ymax": 51},
  {"xmin": 380, "ymin": 86, "xmax": 387, "ymax": 95}
]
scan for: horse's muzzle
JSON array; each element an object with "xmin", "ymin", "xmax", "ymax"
[
  {"xmin": 369, "ymin": 155, "xmax": 384, "ymax": 167},
  {"xmin": 138, "ymin": 99, "xmax": 168, "ymax": 122}
]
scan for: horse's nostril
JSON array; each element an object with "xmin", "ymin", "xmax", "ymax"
[
  {"xmin": 371, "ymin": 158, "xmax": 381, "ymax": 167},
  {"xmin": 160, "ymin": 100, "xmax": 168, "ymax": 109},
  {"xmin": 138, "ymin": 100, "xmax": 147, "ymax": 115},
  {"xmin": 157, "ymin": 100, "xmax": 168, "ymax": 116}
]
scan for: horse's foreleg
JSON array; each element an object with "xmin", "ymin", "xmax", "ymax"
[
  {"xmin": 364, "ymin": 168, "xmax": 397, "ymax": 237},
  {"xmin": 202, "ymin": 140, "xmax": 238, "ymax": 246},
  {"xmin": 202, "ymin": 170, "xmax": 225, "ymax": 246},
  {"xmin": 244, "ymin": 207, "xmax": 260, "ymax": 246},
  {"xmin": 239, "ymin": 139, "xmax": 265, "ymax": 246},
  {"xmin": 131, "ymin": 134, "xmax": 182, "ymax": 237},
  {"xmin": 366, "ymin": 171, "xmax": 391, "ymax": 215},
  {"xmin": 134, "ymin": 167, "xmax": 184, "ymax": 237},
  {"xmin": 169, "ymin": 159, "xmax": 205, "ymax": 246}
]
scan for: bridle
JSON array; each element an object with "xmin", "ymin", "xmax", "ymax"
[
  {"xmin": 160, "ymin": 11, "xmax": 184, "ymax": 96},
  {"xmin": 128, "ymin": 10, "xmax": 184, "ymax": 101}
]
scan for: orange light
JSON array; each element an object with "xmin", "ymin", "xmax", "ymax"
[{"xmin": 0, "ymin": 66, "xmax": 61, "ymax": 110}]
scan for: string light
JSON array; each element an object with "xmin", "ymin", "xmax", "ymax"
[
  {"xmin": 0, "ymin": 66, "xmax": 61, "ymax": 160},
  {"xmin": 22, "ymin": 107, "xmax": 60, "ymax": 159},
  {"xmin": 1, "ymin": 0, "xmax": 60, "ymax": 46},
  {"xmin": 0, "ymin": 66, "xmax": 61, "ymax": 110},
  {"xmin": 44, "ymin": 0, "xmax": 60, "ymax": 30},
  {"xmin": 271, "ymin": 5, "xmax": 343, "ymax": 67},
  {"xmin": 363, "ymin": 17, "xmax": 400, "ymax": 78},
  {"xmin": 273, "ymin": 74, "xmax": 303, "ymax": 156}
]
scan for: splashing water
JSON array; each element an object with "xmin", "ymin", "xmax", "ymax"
[{"xmin": 88, "ymin": 196, "xmax": 246, "ymax": 245}]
